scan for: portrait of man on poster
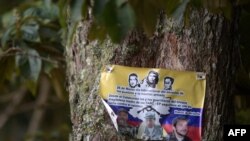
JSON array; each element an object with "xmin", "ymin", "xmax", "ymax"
[
  {"xmin": 128, "ymin": 73, "xmax": 140, "ymax": 88},
  {"xmin": 141, "ymin": 71, "xmax": 159, "ymax": 89},
  {"xmin": 163, "ymin": 76, "xmax": 174, "ymax": 91},
  {"xmin": 117, "ymin": 108, "xmax": 137, "ymax": 137},
  {"xmin": 141, "ymin": 112, "xmax": 163, "ymax": 140},
  {"xmin": 166, "ymin": 116, "xmax": 192, "ymax": 141}
]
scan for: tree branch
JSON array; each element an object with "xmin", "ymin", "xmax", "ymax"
[
  {"xmin": 0, "ymin": 86, "xmax": 27, "ymax": 129},
  {"xmin": 0, "ymin": 48, "xmax": 65, "ymax": 65},
  {"xmin": 26, "ymin": 75, "xmax": 50, "ymax": 141}
]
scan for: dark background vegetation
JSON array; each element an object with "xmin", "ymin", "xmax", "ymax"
[{"xmin": 0, "ymin": 0, "xmax": 250, "ymax": 140}]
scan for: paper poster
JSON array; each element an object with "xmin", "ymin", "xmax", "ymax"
[{"xmin": 100, "ymin": 65, "xmax": 206, "ymax": 141}]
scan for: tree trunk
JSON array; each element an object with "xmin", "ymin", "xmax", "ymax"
[{"xmin": 66, "ymin": 6, "xmax": 239, "ymax": 141}]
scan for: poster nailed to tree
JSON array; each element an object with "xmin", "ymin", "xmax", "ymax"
[{"xmin": 100, "ymin": 65, "xmax": 206, "ymax": 141}]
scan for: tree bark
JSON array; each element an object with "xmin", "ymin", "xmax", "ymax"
[{"xmin": 66, "ymin": 5, "xmax": 240, "ymax": 141}]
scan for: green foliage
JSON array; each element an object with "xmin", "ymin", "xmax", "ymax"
[
  {"xmin": 90, "ymin": 0, "xmax": 186, "ymax": 41},
  {"xmin": 21, "ymin": 22, "xmax": 41, "ymax": 42},
  {"xmin": 0, "ymin": 0, "xmax": 64, "ymax": 95},
  {"xmin": 1, "ymin": 0, "xmax": 249, "ymax": 46},
  {"xmin": 129, "ymin": 0, "xmax": 165, "ymax": 36},
  {"xmin": 90, "ymin": 0, "xmax": 135, "ymax": 42},
  {"xmin": 17, "ymin": 49, "xmax": 41, "ymax": 81},
  {"xmin": 88, "ymin": 0, "xmax": 237, "ymax": 42}
]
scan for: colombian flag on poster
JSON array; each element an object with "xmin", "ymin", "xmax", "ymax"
[{"xmin": 100, "ymin": 65, "xmax": 206, "ymax": 141}]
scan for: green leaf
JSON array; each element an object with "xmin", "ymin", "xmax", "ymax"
[
  {"xmin": 70, "ymin": 0, "xmax": 85, "ymax": 23},
  {"xmin": 15, "ymin": 48, "xmax": 41, "ymax": 95},
  {"xmin": 23, "ymin": 7, "xmax": 38, "ymax": 18},
  {"xmin": 1, "ymin": 11, "xmax": 17, "ymax": 28},
  {"xmin": 22, "ymin": 1, "xmax": 59, "ymax": 23},
  {"xmin": 25, "ymin": 79, "xmax": 37, "ymax": 95},
  {"xmin": 164, "ymin": 0, "xmax": 182, "ymax": 16},
  {"xmin": 58, "ymin": 0, "xmax": 68, "ymax": 28},
  {"xmin": 82, "ymin": 0, "xmax": 89, "ymax": 19},
  {"xmin": 21, "ymin": 22, "xmax": 40, "ymax": 42},
  {"xmin": 40, "ymin": 1, "xmax": 59, "ymax": 21},
  {"xmin": 88, "ymin": 22, "xmax": 107, "ymax": 42},
  {"xmin": 116, "ymin": 0, "xmax": 135, "ymax": 39},
  {"xmin": 128, "ymin": 0, "xmax": 183, "ymax": 36},
  {"xmin": 28, "ymin": 49, "xmax": 42, "ymax": 81},
  {"xmin": 44, "ymin": 61, "xmax": 57, "ymax": 76},
  {"xmin": 66, "ymin": 0, "xmax": 86, "ymax": 46},
  {"xmin": 183, "ymin": 3, "xmax": 191, "ymax": 27},
  {"xmin": 129, "ymin": 0, "xmax": 160, "ymax": 36},
  {"xmin": 17, "ymin": 1, "xmax": 41, "ymax": 15},
  {"xmin": 15, "ymin": 52, "xmax": 30, "ymax": 79},
  {"xmin": 117, "ymin": 0, "xmax": 128, "ymax": 7},
  {"xmin": 172, "ymin": 0, "xmax": 189, "ymax": 22},
  {"xmin": 103, "ymin": 0, "xmax": 135, "ymax": 42},
  {"xmin": 1, "ymin": 26, "xmax": 15, "ymax": 47},
  {"xmin": 93, "ymin": 0, "xmax": 109, "ymax": 19},
  {"xmin": 90, "ymin": 0, "xmax": 135, "ymax": 42},
  {"xmin": 44, "ymin": 0, "xmax": 53, "ymax": 9},
  {"xmin": 0, "ymin": 56, "xmax": 15, "ymax": 84},
  {"xmin": 16, "ymin": 48, "xmax": 42, "ymax": 82}
]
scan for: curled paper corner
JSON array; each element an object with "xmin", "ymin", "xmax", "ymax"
[
  {"xmin": 196, "ymin": 72, "xmax": 206, "ymax": 80},
  {"xmin": 105, "ymin": 65, "xmax": 114, "ymax": 73},
  {"xmin": 101, "ymin": 99, "xmax": 118, "ymax": 131}
]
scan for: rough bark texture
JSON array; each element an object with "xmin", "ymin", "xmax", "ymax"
[{"xmin": 66, "ymin": 6, "xmax": 239, "ymax": 141}]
